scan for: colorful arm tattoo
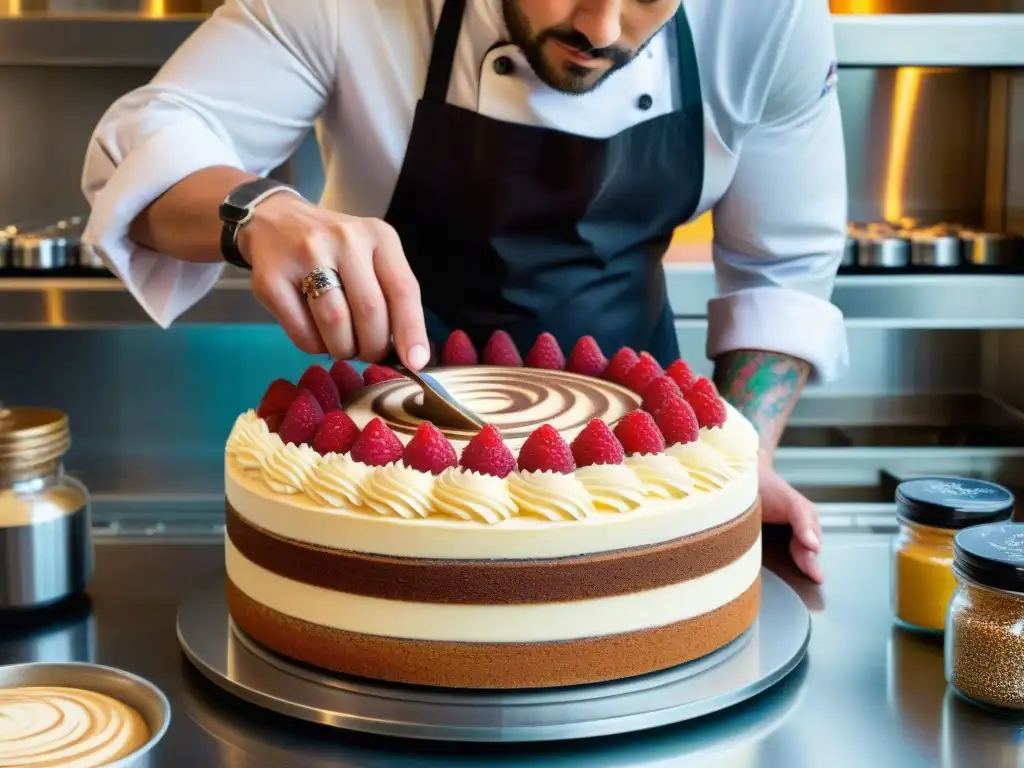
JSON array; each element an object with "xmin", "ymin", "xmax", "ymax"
[{"xmin": 713, "ymin": 350, "xmax": 811, "ymax": 455}]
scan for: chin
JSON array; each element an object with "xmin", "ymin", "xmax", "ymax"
[{"xmin": 536, "ymin": 61, "xmax": 602, "ymax": 94}]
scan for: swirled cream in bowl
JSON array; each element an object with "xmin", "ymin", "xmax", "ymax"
[{"xmin": 0, "ymin": 663, "xmax": 170, "ymax": 767}]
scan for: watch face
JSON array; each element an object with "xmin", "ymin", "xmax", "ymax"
[{"xmin": 219, "ymin": 201, "xmax": 249, "ymax": 225}]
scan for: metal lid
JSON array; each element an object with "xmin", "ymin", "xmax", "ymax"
[
  {"xmin": 0, "ymin": 406, "xmax": 71, "ymax": 470},
  {"xmin": 954, "ymin": 523, "xmax": 1024, "ymax": 593},
  {"xmin": 895, "ymin": 476, "xmax": 1015, "ymax": 530}
]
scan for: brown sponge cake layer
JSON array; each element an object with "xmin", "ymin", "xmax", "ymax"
[
  {"xmin": 227, "ymin": 499, "xmax": 761, "ymax": 604},
  {"xmin": 226, "ymin": 575, "xmax": 762, "ymax": 689}
]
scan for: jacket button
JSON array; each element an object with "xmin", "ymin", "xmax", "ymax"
[
  {"xmin": 637, "ymin": 93, "xmax": 654, "ymax": 110},
  {"xmin": 493, "ymin": 56, "xmax": 515, "ymax": 76}
]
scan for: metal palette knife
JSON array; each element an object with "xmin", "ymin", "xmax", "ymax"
[{"xmin": 377, "ymin": 350, "xmax": 485, "ymax": 431}]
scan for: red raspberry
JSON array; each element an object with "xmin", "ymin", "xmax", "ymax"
[
  {"xmin": 482, "ymin": 330, "xmax": 523, "ymax": 366},
  {"xmin": 604, "ymin": 347, "xmax": 639, "ymax": 386},
  {"xmin": 363, "ymin": 364, "xmax": 404, "ymax": 386},
  {"xmin": 517, "ymin": 424, "xmax": 575, "ymax": 474},
  {"xmin": 298, "ymin": 365, "xmax": 341, "ymax": 412},
  {"xmin": 566, "ymin": 336, "xmax": 608, "ymax": 378},
  {"xmin": 277, "ymin": 390, "xmax": 325, "ymax": 446},
  {"xmin": 257, "ymin": 378, "xmax": 299, "ymax": 419},
  {"xmin": 624, "ymin": 355, "xmax": 664, "ymax": 394},
  {"xmin": 330, "ymin": 360, "xmax": 364, "ymax": 401},
  {"xmin": 613, "ymin": 410, "xmax": 666, "ymax": 456},
  {"xmin": 349, "ymin": 417, "xmax": 404, "ymax": 466},
  {"xmin": 312, "ymin": 410, "xmax": 361, "ymax": 455},
  {"xmin": 459, "ymin": 424, "xmax": 516, "ymax": 478},
  {"xmin": 665, "ymin": 359, "xmax": 697, "ymax": 392},
  {"xmin": 685, "ymin": 378, "xmax": 727, "ymax": 429},
  {"xmin": 525, "ymin": 332, "xmax": 566, "ymax": 370},
  {"xmin": 570, "ymin": 419, "xmax": 624, "ymax": 467},
  {"xmin": 263, "ymin": 413, "xmax": 284, "ymax": 433},
  {"xmin": 641, "ymin": 375, "xmax": 683, "ymax": 416},
  {"xmin": 403, "ymin": 422, "xmax": 458, "ymax": 475},
  {"xmin": 442, "ymin": 330, "xmax": 478, "ymax": 366},
  {"xmin": 654, "ymin": 396, "xmax": 700, "ymax": 446}
]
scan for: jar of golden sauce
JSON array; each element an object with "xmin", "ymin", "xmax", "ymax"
[{"xmin": 891, "ymin": 477, "xmax": 1014, "ymax": 634}]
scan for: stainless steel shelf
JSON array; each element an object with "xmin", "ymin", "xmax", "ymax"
[
  {"xmin": 0, "ymin": 13, "xmax": 1020, "ymax": 67},
  {"xmin": 3, "ymin": 271, "xmax": 1024, "ymax": 328},
  {"xmin": 0, "ymin": 15, "xmax": 203, "ymax": 67},
  {"xmin": 0, "ymin": 274, "xmax": 269, "ymax": 326},
  {"xmin": 670, "ymin": 269, "xmax": 1024, "ymax": 328},
  {"xmin": 834, "ymin": 14, "xmax": 1024, "ymax": 67}
]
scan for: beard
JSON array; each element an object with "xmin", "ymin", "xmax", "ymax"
[{"xmin": 502, "ymin": 0, "xmax": 639, "ymax": 94}]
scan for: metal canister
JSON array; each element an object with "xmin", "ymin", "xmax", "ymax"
[
  {"xmin": 842, "ymin": 236, "xmax": 857, "ymax": 267},
  {"xmin": 12, "ymin": 232, "xmax": 68, "ymax": 270},
  {"xmin": 962, "ymin": 232, "xmax": 1013, "ymax": 267},
  {"xmin": 47, "ymin": 217, "xmax": 85, "ymax": 267},
  {"xmin": 857, "ymin": 235, "xmax": 910, "ymax": 268},
  {"xmin": 910, "ymin": 234, "xmax": 962, "ymax": 268},
  {"xmin": 0, "ymin": 225, "xmax": 17, "ymax": 269},
  {"xmin": 0, "ymin": 406, "xmax": 92, "ymax": 610}
]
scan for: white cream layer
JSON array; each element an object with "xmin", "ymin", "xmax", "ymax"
[
  {"xmin": 226, "ymin": 536, "xmax": 761, "ymax": 642},
  {"xmin": 226, "ymin": 457, "xmax": 757, "ymax": 560}
]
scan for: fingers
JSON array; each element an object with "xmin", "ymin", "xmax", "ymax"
[
  {"xmin": 373, "ymin": 222, "xmax": 429, "ymax": 370},
  {"xmin": 247, "ymin": 208, "xmax": 425, "ymax": 365},
  {"xmin": 292, "ymin": 231, "xmax": 358, "ymax": 360},
  {"xmin": 793, "ymin": 501, "xmax": 822, "ymax": 554},
  {"xmin": 252, "ymin": 273, "xmax": 326, "ymax": 355},
  {"xmin": 791, "ymin": 536, "xmax": 824, "ymax": 584},
  {"xmin": 307, "ymin": 282, "xmax": 357, "ymax": 360},
  {"xmin": 788, "ymin": 496, "xmax": 823, "ymax": 583},
  {"xmin": 317, "ymin": 224, "xmax": 384, "ymax": 361}
]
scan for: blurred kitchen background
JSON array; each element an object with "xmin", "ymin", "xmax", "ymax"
[{"xmin": 0, "ymin": 0, "xmax": 1022, "ymax": 531}]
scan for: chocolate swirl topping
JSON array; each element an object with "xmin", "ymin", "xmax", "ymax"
[{"xmin": 348, "ymin": 367, "xmax": 641, "ymax": 450}]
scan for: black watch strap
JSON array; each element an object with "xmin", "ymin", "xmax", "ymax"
[{"xmin": 218, "ymin": 178, "xmax": 302, "ymax": 269}]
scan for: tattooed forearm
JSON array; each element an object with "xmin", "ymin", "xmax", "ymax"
[{"xmin": 713, "ymin": 350, "xmax": 811, "ymax": 455}]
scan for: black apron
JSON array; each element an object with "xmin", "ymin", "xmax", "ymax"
[{"xmin": 384, "ymin": 0, "xmax": 705, "ymax": 367}]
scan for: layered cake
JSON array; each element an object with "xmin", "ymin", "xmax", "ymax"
[{"xmin": 225, "ymin": 332, "xmax": 762, "ymax": 689}]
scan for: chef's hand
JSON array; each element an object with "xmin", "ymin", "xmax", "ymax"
[
  {"xmin": 759, "ymin": 457, "xmax": 823, "ymax": 583},
  {"xmin": 237, "ymin": 192, "xmax": 430, "ymax": 369}
]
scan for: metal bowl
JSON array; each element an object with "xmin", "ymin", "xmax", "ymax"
[{"xmin": 0, "ymin": 662, "xmax": 170, "ymax": 766}]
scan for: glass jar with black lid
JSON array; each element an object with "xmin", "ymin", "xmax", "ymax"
[
  {"xmin": 946, "ymin": 522, "xmax": 1024, "ymax": 711},
  {"xmin": 890, "ymin": 477, "xmax": 1014, "ymax": 634}
]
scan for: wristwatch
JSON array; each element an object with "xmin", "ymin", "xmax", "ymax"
[{"xmin": 218, "ymin": 178, "xmax": 303, "ymax": 269}]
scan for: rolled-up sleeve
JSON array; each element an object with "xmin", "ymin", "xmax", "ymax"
[
  {"xmin": 81, "ymin": 0, "xmax": 337, "ymax": 327},
  {"xmin": 707, "ymin": 0, "xmax": 848, "ymax": 383}
]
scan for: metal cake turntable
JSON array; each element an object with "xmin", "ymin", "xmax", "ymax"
[{"xmin": 176, "ymin": 569, "xmax": 810, "ymax": 743}]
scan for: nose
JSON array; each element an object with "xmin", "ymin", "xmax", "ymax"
[{"xmin": 572, "ymin": 0, "xmax": 622, "ymax": 50}]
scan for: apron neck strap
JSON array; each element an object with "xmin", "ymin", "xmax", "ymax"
[
  {"xmin": 672, "ymin": 5, "xmax": 701, "ymax": 111},
  {"xmin": 424, "ymin": 0, "xmax": 700, "ymax": 109},
  {"xmin": 424, "ymin": 0, "xmax": 467, "ymax": 104}
]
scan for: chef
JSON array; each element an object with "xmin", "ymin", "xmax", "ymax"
[{"xmin": 82, "ymin": 0, "xmax": 849, "ymax": 582}]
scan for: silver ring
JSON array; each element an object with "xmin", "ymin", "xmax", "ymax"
[{"xmin": 301, "ymin": 268, "xmax": 342, "ymax": 300}]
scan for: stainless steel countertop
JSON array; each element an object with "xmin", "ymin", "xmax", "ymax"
[
  {"xmin": 2, "ymin": 532, "xmax": 1022, "ymax": 767},
  {"xmin": 4, "ymin": 272, "xmax": 1024, "ymax": 329}
]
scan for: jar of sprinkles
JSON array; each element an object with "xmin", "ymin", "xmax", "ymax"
[
  {"xmin": 946, "ymin": 522, "xmax": 1024, "ymax": 711},
  {"xmin": 891, "ymin": 477, "xmax": 1014, "ymax": 634}
]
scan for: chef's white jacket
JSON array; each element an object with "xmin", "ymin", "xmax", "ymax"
[{"xmin": 81, "ymin": 0, "xmax": 849, "ymax": 382}]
